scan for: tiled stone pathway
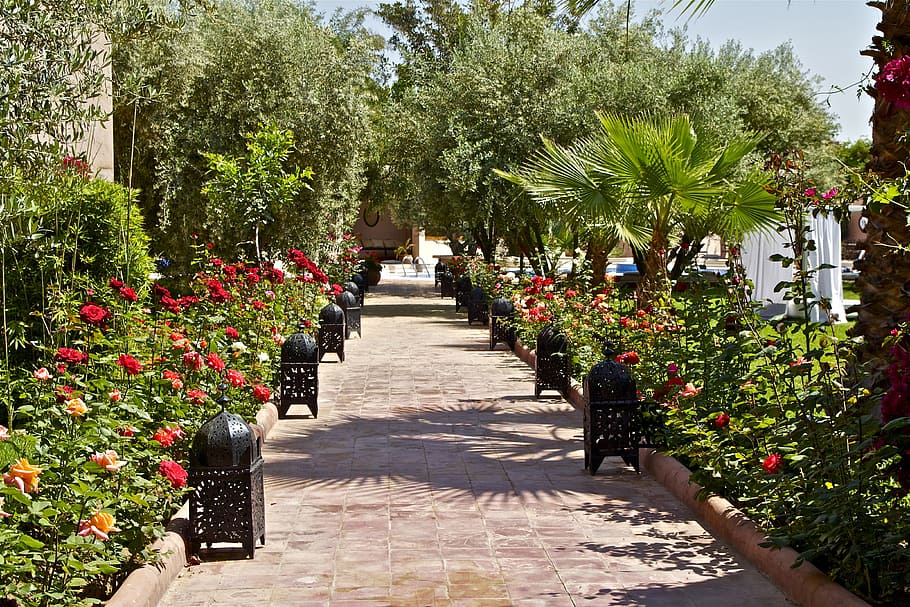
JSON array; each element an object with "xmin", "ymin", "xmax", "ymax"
[{"xmin": 159, "ymin": 276, "xmax": 792, "ymax": 607}]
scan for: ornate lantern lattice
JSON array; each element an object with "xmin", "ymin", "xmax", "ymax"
[
  {"xmin": 584, "ymin": 343, "xmax": 641, "ymax": 474},
  {"xmin": 189, "ymin": 394, "xmax": 265, "ymax": 559},
  {"xmin": 535, "ymin": 323, "xmax": 569, "ymax": 397},
  {"xmin": 280, "ymin": 327, "xmax": 319, "ymax": 418},
  {"xmin": 318, "ymin": 303, "xmax": 345, "ymax": 362},
  {"xmin": 489, "ymin": 297, "xmax": 516, "ymax": 350}
]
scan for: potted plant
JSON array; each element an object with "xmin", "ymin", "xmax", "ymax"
[{"xmin": 363, "ymin": 253, "xmax": 383, "ymax": 285}]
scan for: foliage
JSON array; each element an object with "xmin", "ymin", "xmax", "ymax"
[
  {"xmin": 503, "ymin": 111, "xmax": 779, "ymax": 303},
  {"xmin": 0, "ymin": 241, "xmax": 330, "ymax": 606},
  {"xmin": 202, "ymin": 124, "xmax": 313, "ymax": 262},
  {"xmin": 113, "ymin": 0, "xmax": 377, "ymax": 271},
  {"xmin": 486, "ymin": 156, "xmax": 910, "ymax": 603}
]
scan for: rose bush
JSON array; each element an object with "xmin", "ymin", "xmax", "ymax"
[{"xmin": 0, "ymin": 238, "xmax": 333, "ymax": 606}]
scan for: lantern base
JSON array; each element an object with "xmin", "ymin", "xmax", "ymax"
[{"xmin": 189, "ymin": 458, "xmax": 266, "ymax": 559}]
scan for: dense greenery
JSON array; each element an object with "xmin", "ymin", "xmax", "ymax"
[
  {"xmin": 113, "ymin": 0, "xmax": 380, "ymax": 269},
  {"xmin": 376, "ymin": 2, "xmax": 837, "ymax": 266}
]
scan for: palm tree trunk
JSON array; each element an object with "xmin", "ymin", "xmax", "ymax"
[
  {"xmin": 637, "ymin": 230, "xmax": 670, "ymax": 307},
  {"xmin": 855, "ymin": 1, "xmax": 910, "ymax": 382}
]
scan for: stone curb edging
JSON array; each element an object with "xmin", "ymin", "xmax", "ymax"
[
  {"xmin": 105, "ymin": 401, "xmax": 280, "ymax": 607},
  {"xmin": 510, "ymin": 338, "xmax": 870, "ymax": 607}
]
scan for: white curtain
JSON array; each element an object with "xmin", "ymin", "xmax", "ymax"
[
  {"xmin": 741, "ymin": 228, "xmax": 792, "ymax": 306},
  {"xmin": 741, "ymin": 215, "xmax": 847, "ymax": 323},
  {"xmin": 786, "ymin": 213, "xmax": 847, "ymax": 323}
]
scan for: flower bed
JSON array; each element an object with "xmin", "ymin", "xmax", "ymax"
[
  {"xmin": 0, "ymin": 241, "xmax": 350, "ymax": 606},
  {"xmin": 462, "ymin": 245, "xmax": 910, "ymax": 605}
]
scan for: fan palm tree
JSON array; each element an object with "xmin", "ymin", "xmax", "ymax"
[{"xmin": 499, "ymin": 111, "xmax": 778, "ymax": 304}]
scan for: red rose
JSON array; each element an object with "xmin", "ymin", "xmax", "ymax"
[
  {"xmin": 55, "ymin": 347, "xmax": 87, "ymax": 365},
  {"xmin": 79, "ymin": 303, "xmax": 112, "ymax": 327},
  {"xmin": 183, "ymin": 351, "xmax": 203, "ymax": 371},
  {"xmin": 714, "ymin": 413, "xmax": 730, "ymax": 429},
  {"xmin": 118, "ymin": 286, "xmax": 138, "ymax": 302},
  {"xmin": 158, "ymin": 460, "xmax": 188, "ymax": 489},
  {"xmin": 252, "ymin": 384, "xmax": 271, "ymax": 403},
  {"xmin": 225, "ymin": 369, "xmax": 245, "ymax": 388},
  {"xmin": 615, "ymin": 351, "xmax": 640, "ymax": 365},
  {"xmin": 205, "ymin": 352, "xmax": 226, "ymax": 372},
  {"xmin": 116, "ymin": 354, "xmax": 142, "ymax": 376},
  {"xmin": 762, "ymin": 453, "xmax": 783, "ymax": 475},
  {"xmin": 186, "ymin": 389, "xmax": 208, "ymax": 405},
  {"xmin": 108, "ymin": 278, "xmax": 124, "ymax": 289},
  {"xmin": 225, "ymin": 326, "xmax": 239, "ymax": 339},
  {"xmin": 152, "ymin": 425, "xmax": 185, "ymax": 448},
  {"xmin": 159, "ymin": 296, "xmax": 182, "ymax": 314}
]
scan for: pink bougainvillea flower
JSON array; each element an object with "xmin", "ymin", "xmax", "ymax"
[
  {"xmin": 876, "ymin": 55, "xmax": 910, "ymax": 109},
  {"xmin": 762, "ymin": 453, "xmax": 784, "ymax": 474},
  {"xmin": 714, "ymin": 413, "xmax": 730, "ymax": 429},
  {"xmin": 78, "ymin": 511, "xmax": 120, "ymax": 541},
  {"xmin": 79, "ymin": 302, "xmax": 112, "ymax": 328},
  {"xmin": 823, "ymin": 188, "xmax": 838, "ymax": 200},
  {"xmin": 679, "ymin": 383, "xmax": 702, "ymax": 398},
  {"xmin": 90, "ymin": 450, "xmax": 128, "ymax": 473},
  {"xmin": 65, "ymin": 397, "xmax": 88, "ymax": 417},
  {"xmin": 3, "ymin": 458, "xmax": 41, "ymax": 493},
  {"xmin": 33, "ymin": 367, "xmax": 51, "ymax": 381},
  {"xmin": 226, "ymin": 369, "xmax": 245, "ymax": 388},
  {"xmin": 803, "ymin": 188, "xmax": 816, "ymax": 197},
  {"xmin": 252, "ymin": 384, "xmax": 271, "ymax": 403},
  {"xmin": 205, "ymin": 352, "xmax": 226, "ymax": 372},
  {"xmin": 225, "ymin": 326, "xmax": 239, "ymax": 339},
  {"xmin": 116, "ymin": 354, "xmax": 142, "ymax": 376},
  {"xmin": 158, "ymin": 460, "xmax": 188, "ymax": 489}
]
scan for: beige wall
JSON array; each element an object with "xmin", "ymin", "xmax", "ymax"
[{"xmin": 81, "ymin": 33, "xmax": 114, "ymax": 181}]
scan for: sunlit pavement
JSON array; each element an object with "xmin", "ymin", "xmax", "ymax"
[{"xmin": 159, "ymin": 276, "xmax": 792, "ymax": 607}]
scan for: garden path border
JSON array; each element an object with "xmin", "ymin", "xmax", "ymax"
[
  {"xmin": 511, "ymin": 338, "xmax": 871, "ymax": 607},
  {"xmin": 104, "ymin": 402, "xmax": 280, "ymax": 607}
]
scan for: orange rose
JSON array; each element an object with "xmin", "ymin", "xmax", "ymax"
[
  {"xmin": 78, "ymin": 511, "xmax": 120, "ymax": 541},
  {"xmin": 90, "ymin": 450, "xmax": 127, "ymax": 473},
  {"xmin": 65, "ymin": 397, "xmax": 88, "ymax": 417},
  {"xmin": 3, "ymin": 458, "xmax": 41, "ymax": 493}
]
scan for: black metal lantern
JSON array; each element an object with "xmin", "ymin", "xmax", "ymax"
[
  {"xmin": 434, "ymin": 261, "xmax": 447, "ymax": 288},
  {"xmin": 351, "ymin": 273, "xmax": 367, "ymax": 299},
  {"xmin": 279, "ymin": 327, "xmax": 319, "ymax": 418},
  {"xmin": 336, "ymin": 290, "xmax": 362, "ymax": 339},
  {"xmin": 188, "ymin": 391, "xmax": 265, "ymax": 559},
  {"xmin": 344, "ymin": 280, "xmax": 364, "ymax": 307},
  {"xmin": 467, "ymin": 287, "xmax": 488, "ymax": 325},
  {"xmin": 584, "ymin": 343, "xmax": 641, "ymax": 475},
  {"xmin": 440, "ymin": 271, "xmax": 455, "ymax": 298},
  {"xmin": 454, "ymin": 276, "xmax": 472, "ymax": 312},
  {"xmin": 489, "ymin": 297, "xmax": 516, "ymax": 350},
  {"xmin": 535, "ymin": 323, "xmax": 569, "ymax": 397},
  {"xmin": 318, "ymin": 303, "xmax": 345, "ymax": 362}
]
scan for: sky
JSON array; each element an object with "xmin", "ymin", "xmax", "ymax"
[{"xmin": 313, "ymin": 0, "xmax": 877, "ymax": 142}]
